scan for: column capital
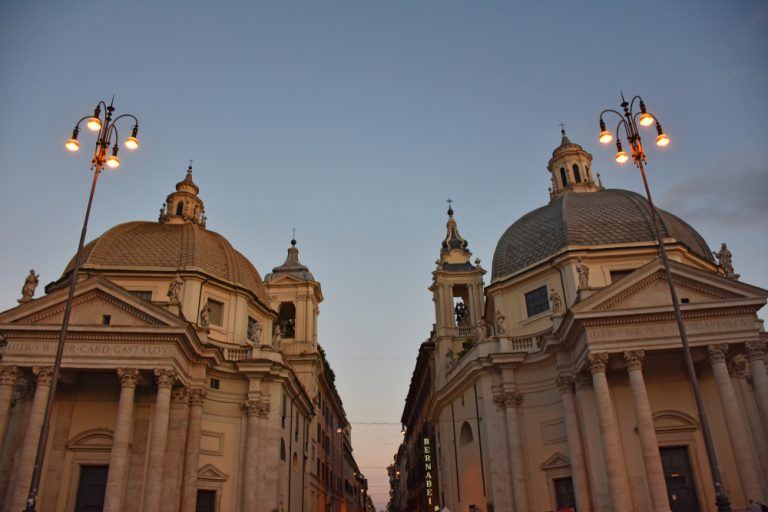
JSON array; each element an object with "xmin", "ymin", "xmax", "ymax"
[
  {"xmin": 494, "ymin": 390, "xmax": 523, "ymax": 409},
  {"xmin": 574, "ymin": 372, "xmax": 592, "ymax": 391},
  {"xmin": 707, "ymin": 344, "xmax": 729, "ymax": 365},
  {"xmin": 258, "ymin": 398, "xmax": 271, "ymax": 418},
  {"xmin": 745, "ymin": 340, "xmax": 766, "ymax": 361},
  {"xmin": 556, "ymin": 374, "xmax": 575, "ymax": 393},
  {"xmin": 0, "ymin": 365, "xmax": 19, "ymax": 386},
  {"xmin": 242, "ymin": 399, "xmax": 261, "ymax": 417},
  {"xmin": 188, "ymin": 388, "xmax": 206, "ymax": 406},
  {"xmin": 171, "ymin": 387, "xmax": 190, "ymax": 404},
  {"xmin": 116, "ymin": 368, "xmax": 139, "ymax": 389},
  {"xmin": 587, "ymin": 353, "xmax": 609, "ymax": 374},
  {"xmin": 33, "ymin": 366, "xmax": 53, "ymax": 386},
  {"xmin": 623, "ymin": 350, "xmax": 646, "ymax": 371},
  {"xmin": 728, "ymin": 357, "xmax": 748, "ymax": 379},
  {"xmin": 154, "ymin": 369, "xmax": 177, "ymax": 389}
]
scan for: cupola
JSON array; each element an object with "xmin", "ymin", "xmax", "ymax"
[
  {"xmin": 547, "ymin": 127, "xmax": 601, "ymax": 200},
  {"xmin": 438, "ymin": 201, "xmax": 474, "ymax": 271},
  {"xmin": 159, "ymin": 163, "xmax": 207, "ymax": 227}
]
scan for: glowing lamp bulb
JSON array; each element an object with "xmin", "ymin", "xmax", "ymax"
[
  {"xmin": 615, "ymin": 150, "xmax": 629, "ymax": 164},
  {"xmin": 65, "ymin": 138, "xmax": 80, "ymax": 152},
  {"xmin": 124, "ymin": 136, "xmax": 139, "ymax": 150},
  {"xmin": 598, "ymin": 130, "xmax": 613, "ymax": 144},
  {"xmin": 656, "ymin": 133, "xmax": 670, "ymax": 147},
  {"xmin": 86, "ymin": 117, "xmax": 102, "ymax": 131},
  {"xmin": 639, "ymin": 112, "xmax": 655, "ymax": 127},
  {"xmin": 106, "ymin": 155, "xmax": 120, "ymax": 168}
]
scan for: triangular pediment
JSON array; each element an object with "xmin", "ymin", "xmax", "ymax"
[
  {"xmin": 573, "ymin": 260, "xmax": 766, "ymax": 313},
  {"xmin": 540, "ymin": 452, "xmax": 570, "ymax": 471},
  {"xmin": 198, "ymin": 463, "xmax": 229, "ymax": 481},
  {"xmin": 0, "ymin": 276, "xmax": 188, "ymax": 329}
]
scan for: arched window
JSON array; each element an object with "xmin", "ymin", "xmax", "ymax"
[
  {"xmin": 280, "ymin": 438, "xmax": 286, "ymax": 461},
  {"xmin": 175, "ymin": 202, "xmax": 184, "ymax": 216},
  {"xmin": 560, "ymin": 167, "xmax": 569, "ymax": 187},
  {"xmin": 278, "ymin": 302, "xmax": 296, "ymax": 338},
  {"xmin": 573, "ymin": 164, "xmax": 582, "ymax": 183},
  {"xmin": 459, "ymin": 421, "xmax": 474, "ymax": 446}
]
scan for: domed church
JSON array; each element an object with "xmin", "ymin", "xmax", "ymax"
[
  {"xmin": 391, "ymin": 131, "xmax": 768, "ymax": 512},
  {"xmin": 0, "ymin": 167, "xmax": 371, "ymax": 512}
]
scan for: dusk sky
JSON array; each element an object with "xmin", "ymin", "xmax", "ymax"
[{"xmin": 1, "ymin": 1, "xmax": 767, "ymax": 507}]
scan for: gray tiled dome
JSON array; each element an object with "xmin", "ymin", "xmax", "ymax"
[{"xmin": 492, "ymin": 189, "xmax": 714, "ymax": 281}]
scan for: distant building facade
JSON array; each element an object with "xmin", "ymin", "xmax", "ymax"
[
  {"xmin": 0, "ymin": 167, "xmax": 369, "ymax": 512},
  {"xmin": 390, "ymin": 132, "xmax": 768, "ymax": 512}
]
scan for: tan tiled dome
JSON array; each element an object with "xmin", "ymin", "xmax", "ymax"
[
  {"xmin": 492, "ymin": 189, "xmax": 715, "ymax": 281},
  {"xmin": 62, "ymin": 221, "xmax": 268, "ymax": 302}
]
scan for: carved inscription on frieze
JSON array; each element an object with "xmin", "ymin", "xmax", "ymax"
[
  {"xmin": 588, "ymin": 317, "xmax": 754, "ymax": 341},
  {"xmin": 7, "ymin": 341, "xmax": 175, "ymax": 358}
]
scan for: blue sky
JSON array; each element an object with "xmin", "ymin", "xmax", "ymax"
[{"xmin": 1, "ymin": 1, "xmax": 767, "ymax": 507}]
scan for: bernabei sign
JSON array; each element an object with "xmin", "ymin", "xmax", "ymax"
[{"xmin": 423, "ymin": 437, "xmax": 439, "ymax": 511}]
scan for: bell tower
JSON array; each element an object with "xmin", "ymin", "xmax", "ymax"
[
  {"xmin": 264, "ymin": 236, "xmax": 322, "ymax": 346},
  {"xmin": 429, "ymin": 203, "xmax": 486, "ymax": 381},
  {"xmin": 547, "ymin": 127, "xmax": 601, "ymax": 200}
]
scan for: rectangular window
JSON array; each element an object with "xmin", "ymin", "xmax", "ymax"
[
  {"xmin": 102, "ymin": 315, "xmax": 111, "ymax": 326},
  {"xmin": 208, "ymin": 299, "xmax": 224, "ymax": 326},
  {"xmin": 524, "ymin": 285, "xmax": 550, "ymax": 317},
  {"xmin": 247, "ymin": 316, "xmax": 258, "ymax": 341},
  {"xmin": 209, "ymin": 378, "xmax": 220, "ymax": 390},
  {"xmin": 195, "ymin": 489, "xmax": 216, "ymax": 512}
]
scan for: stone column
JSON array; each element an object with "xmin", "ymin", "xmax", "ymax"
[
  {"xmin": 623, "ymin": 351, "xmax": 669, "ymax": 512},
  {"xmin": 103, "ymin": 368, "xmax": 140, "ymax": 512},
  {"xmin": 730, "ymin": 358, "xmax": 768, "ymax": 485},
  {"xmin": 496, "ymin": 390, "xmax": 530, "ymax": 512},
  {"xmin": 241, "ymin": 399, "xmax": 261, "ymax": 512},
  {"xmin": 587, "ymin": 353, "xmax": 632, "ymax": 511},
  {"xmin": 180, "ymin": 388, "xmax": 206, "ymax": 512},
  {"xmin": 9, "ymin": 366, "xmax": 53, "ymax": 512},
  {"xmin": 142, "ymin": 369, "xmax": 176, "ymax": 512},
  {"xmin": 0, "ymin": 365, "xmax": 19, "ymax": 452},
  {"xmin": 557, "ymin": 375, "xmax": 592, "ymax": 512},
  {"xmin": 161, "ymin": 387, "xmax": 190, "ymax": 512},
  {"xmin": 708, "ymin": 344, "xmax": 764, "ymax": 502},
  {"xmin": 745, "ymin": 341, "xmax": 768, "ymax": 431}
]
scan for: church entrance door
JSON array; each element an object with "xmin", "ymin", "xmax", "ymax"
[
  {"xmin": 660, "ymin": 446, "xmax": 699, "ymax": 512},
  {"xmin": 74, "ymin": 465, "xmax": 108, "ymax": 512}
]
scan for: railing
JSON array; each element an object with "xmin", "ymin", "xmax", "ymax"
[
  {"xmin": 223, "ymin": 347, "xmax": 253, "ymax": 361},
  {"xmin": 455, "ymin": 326, "xmax": 476, "ymax": 337},
  {"xmin": 508, "ymin": 335, "xmax": 538, "ymax": 353}
]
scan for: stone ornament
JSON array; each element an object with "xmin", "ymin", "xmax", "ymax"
[
  {"xmin": 116, "ymin": 368, "xmax": 140, "ymax": 389},
  {"xmin": 199, "ymin": 300, "xmax": 211, "ymax": 329},
  {"xmin": 272, "ymin": 324, "xmax": 283, "ymax": 349},
  {"xmin": 744, "ymin": 340, "xmax": 766, "ymax": 361},
  {"xmin": 242, "ymin": 399, "xmax": 261, "ymax": 417},
  {"xmin": 713, "ymin": 242, "xmax": 736, "ymax": 278},
  {"xmin": 19, "ymin": 269, "xmax": 39, "ymax": 304},
  {"xmin": 556, "ymin": 374, "xmax": 575, "ymax": 393},
  {"xmin": 155, "ymin": 369, "xmax": 177, "ymax": 389},
  {"xmin": 728, "ymin": 357, "xmax": 748, "ymax": 379},
  {"xmin": 576, "ymin": 259, "xmax": 590, "ymax": 290},
  {"xmin": 707, "ymin": 344, "xmax": 729, "ymax": 365},
  {"xmin": 587, "ymin": 353, "xmax": 609, "ymax": 374},
  {"xmin": 171, "ymin": 387, "xmax": 190, "ymax": 404},
  {"xmin": 33, "ymin": 366, "xmax": 54, "ymax": 386},
  {"xmin": 167, "ymin": 275, "xmax": 184, "ymax": 304},
  {"xmin": 495, "ymin": 311, "xmax": 506, "ymax": 335},
  {"xmin": 445, "ymin": 350, "xmax": 455, "ymax": 372},
  {"xmin": 0, "ymin": 365, "xmax": 19, "ymax": 386},
  {"xmin": 248, "ymin": 319, "xmax": 263, "ymax": 345},
  {"xmin": 494, "ymin": 390, "xmax": 523, "ymax": 409},
  {"xmin": 623, "ymin": 350, "xmax": 645, "ymax": 371},
  {"xmin": 188, "ymin": 388, "xmax": 206, "ymax": 406},
  {"xmin": 550, "ymin": 288, "xmax": 562, "ymax": 314}
]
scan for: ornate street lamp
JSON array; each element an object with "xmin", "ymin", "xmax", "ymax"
[
  {"xmin": 597, "ymin": 93, "xmax": 731, "ymax": 512},
  {"xmin": 24, "ymin": 98, "xmax": 140, "ymax": 512}
]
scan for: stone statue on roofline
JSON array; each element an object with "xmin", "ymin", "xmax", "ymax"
[
  {"xmin": 576, "ymin": 258, "xmax": 590, "ymax": 289},
  {"xmin": 550, "ymin": 287, "xmax": 562, "ymax": 314},
  {"xmin": 167, "ymin": 275, "xmax": 184, "ymax": 304},
  {"xmin": 495, "ymin": 311, "xmax": 506, "ymax": 335},
  {"xmin": 713, "ymin": 242, "xmax": 737, "ymax": 279},
  {"xmin": 19, "ymin": 270, "xmax": 39, "ymax": 303},
  {"xmin": 272, "ymin": 324, "xmax": 283, "ymax": 349},
  {"xmin": 199, "ymin": 300, "xmax": 211, "ymax": 329}
]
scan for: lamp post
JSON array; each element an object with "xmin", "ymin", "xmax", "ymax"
[
  {"xmin": 597, "ymin": 93, "xmax": 731, "ymax": 512},
  {"xmin": 23, "ymin": 98, "xmax": 140, "ymax": 512}
]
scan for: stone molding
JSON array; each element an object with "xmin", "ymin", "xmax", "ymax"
[
  {"xmin": 745, "ymin": 340, "xmax": 766, "ymax": 361},
  {"xmin": 155, "ymin": 369, "xmax": 177, "ymax": 389},
  {"xmin": 116, "ymin": 368, "xmax": 139, "ymax": 388},
  {"xmin": 33, "ymin": 366, "xmax": 54, "ymax": 386},
  {"xmin": 21, "ymin": 289, "xmax": 163, "ymax": 326},
  {"xmin": 587, "ymin": 353, "xmax": 609, "ymax": 374},
  {"xmin": 707, "ymin": 344, "xmax": 729, "ymax": 365},
  {"xmin": 623, "ymin": 350, "xmax": 645, "ymax": 371},
  {"xmin": 0, "ymin": 365, "xmax": 19, "ymax": 386},
  {"xmin": 494, "ymin": 390, "xmax": 523, "ymax": 409}
]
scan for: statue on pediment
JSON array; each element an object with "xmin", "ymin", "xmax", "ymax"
[{"xmin": 19, "ymin": 270, "xmax": 39, "ymax": 303}]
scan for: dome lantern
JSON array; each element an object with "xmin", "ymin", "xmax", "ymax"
[
  {"xmin": 159, "ymin": 162, "xmax": 207, "ymax": 228},
  {"xmin": 547, "ymin": 127, "xmax": 600, "ymax": 200}
]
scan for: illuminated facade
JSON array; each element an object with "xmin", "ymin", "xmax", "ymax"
[
  {"xmin": 0, "ymin": 167, "xmax": 369, "ymax": 512},
  {"xmin": 391, "ymin": 131, "xmax": 768, "ymax": 512}
]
